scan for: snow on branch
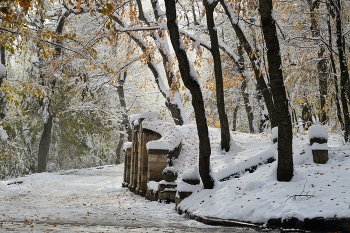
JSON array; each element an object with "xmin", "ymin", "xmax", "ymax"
[
  {"xmin": 114, "ymin": 26, "xmax": 162, "ymax": 32},
  {"xmin": 179, "ymin": 30, "xmax": 240, "ymax": 64}
]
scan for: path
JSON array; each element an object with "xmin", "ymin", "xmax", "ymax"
[{"xmin": 0, "ymin": 165, "xmax": 276, "ymax": 232}]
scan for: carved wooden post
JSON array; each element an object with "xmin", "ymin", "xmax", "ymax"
[
  {"xmin": 129, "ymin": 123, "xmax": 140, "ymax": 192},
  {"xmin": 147, "ymin": 149, "xmax": 168, "ymax": 182},
  {"xmin": 122, "ymin": 143, "xmax": 132, "ymax": 187},
  {"xmin": 309, "ymin": 125, "xmax": 328, "ymax": 164},
  {"xmin": 136, "ymin": 121, "xmax": 161, "ymax": 196}
]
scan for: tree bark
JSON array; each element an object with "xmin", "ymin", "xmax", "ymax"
[
  {"xmin": 203, "ymin": 0, "xmax": 230, "ymax": 151},
  {"xmin": 308, "ymin": 0, "xmax": 328, "ymax": 124},
  {"xmin": 165, "ymin": 0, "xmax": 215, "ymax": 189},
  {"xmin": 133, "ymin": 0, "xmax": 188, "ymax": 126},
  {"xmin": 0, "ymin": 45, "xmax": 5, "ymax": 65},
  {"xmin": 219, "ymin": 0, "xmax": 276, "ymax": 128},
  {"xmin": 37, "ymin": 11, "xmax": 69, "ymax": 172},
  {"xmin": 0, "ymin": 45, "xmax": 6, "ymax": 119},
  {"xmin": 237, "ymin": 44, "xmax": 254, "ymax": 133},
  {"xmin": 301, "ymin": 102, "xmax": 313, "ymax": 129},
  {"xmin": 330, "ymin": 0, "xmax": 350, "ymax": 142},
  {"xmin": 232, "ymin": 105, "xmax": 239, "ymax": 131},
  {"xmin": 117, "ymin": 71, "xmax": 132, "ymax": 141},
  {"xmin": 259, "ymin": 0, "xmax": 293, "ymax": 181},
  {"xmin": 327, "ymin": 12, "xmax": 344, "ymax": 129},
  {"xmin": 317, "ymin": 46, "xmax": 328, "ymax": 124},
  {"xmin": 37, "ymin": 114, "xmax": 53, "ymax": 173},
  {"xmin": 115, "ymin": 131, "xmax": 124, "ymax": 165}
]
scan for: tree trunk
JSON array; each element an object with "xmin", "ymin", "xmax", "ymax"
[
  {"xmin": 317, "ymin": 46, "xmax": 328, "ymax": 124},
  {"xmin": 117, "ymin": 71, "xmax": 132, "ymax": 141},
  {"xmin": 259, "ymin": 0, "xmax": 293, "ymax": 182},
  {"xmin": 327, "ymin": 14, "xmax": 344, "ymax": 129},
  {"xmin": 0, "ymin": 45, "xmax": 5, "ymax": 119},
  {"xmin": 308, "ymin": 0, "xmax": 328, "ymax": 124},
  {"xmin": 333, "ymin": 0, "xmax": 350, "ymax": 142},
  {"xmin": 237, "ymin": 44, "xmax": 254, "ymax": 133},
  {"xmin": 0, "ymin": 45, "xmax": 5, "ymax": 65},
  {"xmin": 115, "ymin": 131, "xmax": 124, "ymax": 164},
  {"xmin": 37, "ymin": 11, "xmax": 69, "ymax": 172},
  {"xmin": 134, "ymin": 0, "xmax": 189, "ymax": 126},
  {"xmin": 165, "ymin": 0, "xmax": 215, "ymax": 189},
  {"xmin": 232, "ymin": 105, "xmax": 239, "ymax": 131},
  {"xmin": 37, "ymin": 114, "xmax": 53, "ymax": 173},
  {"xmin": 203, "ymin": 0, "xmax": 230, "ymax": 151},
  {"xmin": 219, "ymin": 0, "xmax": 276, "ymax": 128},
  {"xmin": 301, "ymin": 102, "xmax": 313, "ymax": 129}
]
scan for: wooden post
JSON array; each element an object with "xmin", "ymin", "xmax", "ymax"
[{"xmin": 309, "ymin": 125, "xmax": 328, "ymax": 164}]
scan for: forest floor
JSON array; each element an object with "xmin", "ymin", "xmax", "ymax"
[
  {"xmin": 1, "ymin": 126, "xmax": 349, "ymax": 232},
  {"xmin": 175, "ymin": 125, "xmax": 350, "ymax": 232},
  {"xmin": 0, "ymin": 164, "xmax": 269, "ymax": 232}
]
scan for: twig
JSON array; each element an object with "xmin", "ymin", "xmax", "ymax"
[{"xmin": 284, "ymin": 180, "xmax": 316, "ymax": 203}]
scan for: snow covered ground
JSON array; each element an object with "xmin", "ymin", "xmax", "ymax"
[
  {"xmin": 1, "ymin": 124, "xmax": 349, "ymax": 232},
  {"xmin": 0, "ymin": 164, "xmax": 260, "ymax": 232},
  {"xmin": 175, "ymin": 125, "xmax": 350, "ymax": 226}
]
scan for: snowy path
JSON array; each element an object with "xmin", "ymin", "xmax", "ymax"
[{"xmin": 0, "ymin": 165, "xmax": 265, "ymax": 232}]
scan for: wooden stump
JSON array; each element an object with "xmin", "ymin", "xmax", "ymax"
[
  {"xmin": 309, "ymin": 125, "xmax": 328, "ymax": 164},
  {"xmin": 312, "ymin": 150, "xmax": 328, "ymax": 164},
  {"xmin": 310, "ymin": 141, "xmax": 328, "ymax": 164}
]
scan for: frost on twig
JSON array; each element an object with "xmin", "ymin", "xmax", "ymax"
[{"xmin": 284, "ymin": 180, "xmax": 316, "ymax": 203}]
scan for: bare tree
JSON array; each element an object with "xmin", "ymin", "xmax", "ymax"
[
  {"xmin": 165, "ymin": 0, "xmax": 215, "ymax": 189},
  {"xmin": 37, "ymin": 10, "xmax": 70, "ymax": 173},
  {"xmin": 259, "ymin": 0, "xmax": 294, "ymax": 181},
  {"xmin": 203, "ymin": 0, "xmax": 231, "ymax": 151}
]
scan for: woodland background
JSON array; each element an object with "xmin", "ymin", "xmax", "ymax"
[{"xmin": 0, "ymin": 0, "xmax": 349, "ymax": 182}]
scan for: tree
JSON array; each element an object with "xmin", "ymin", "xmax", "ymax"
[
  {"xmin": 326, "ymin": 6, "xmax": 344, "ymax": 130},
  {"xmin": 0, "ymin": 47, "xmax": 6, "ymax": 119},
  {"xmin": 218, "ymin": 0, "xmax": 277, "ymax": 132},
  {"xmin": 101, "ymin": 1, "xmax": 189, "ymax": 127},
  {"xmin": 115, "ymin": 70, "xmax": 131, "ymax": 164},
  {"xmin": 328, "ymin": 0, "xmax": 350, "ymax": 142},
  {"xmin": 306, "ymin": 0, "xmax": 328, "ymax": 124},
  {"xmin": 237, "ymin": 44, "xmax": 254, "ymax": 133},
  {"xmin": 258, "ymin": 0, "xmax": 293, "ymax": 181},
  {"xmin": 203, "ymin": 0, "xmax": 231, "ymax": 151},
  {"xmin": 139, "ymin": 0, "xmax": 190, "ymax": 126},
  {"xmin": 165, "ymin": 0, "xmax": 215, "ymax": 189},
  {"xmin": 37, "ymin": 9, "xmax": 71, "ymax": 173}
]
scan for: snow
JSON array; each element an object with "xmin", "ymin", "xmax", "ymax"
[
  {"xmin": 171, "ymin": 92, "xmax": 190, "ymax": 124},
  {"xmin": 177, "ymin": 127, "xmax": 350, "ymax": 225},
  {"xmin": 147, "ymin": 180, "xmax": 159, "ymax": 192},
  {"xmin": 123, "ymin": 141, "xmax": 132, "ymax": 150},
  {"xmin": 272, "ymin": 126, "xmax": 278, "ymax": 140},
  {"xmin": 1, "ymin": 125, "xmax": 350, "ymax": 230},
  {"xmin": 129, "ymin": 111, "xmax": 160, "ymax": 125},
  {"xmin": 182, "ymin": 165, "xmax": 200, "ymax": 180},
  {"xmin": 215, "ymin": 144, "xmax": 277, "ymax": 181},
  {"xmin": 0, "ymin": 64, "xmax": 6, "ymax": 77},
  {"xmin": 225, "ymin": 2, "xmax": 238, "ymax": 24},
  {"xmin": 0, "ymin": 165, "xmax": 209, "ymax": 232},
  {"xmin": 0, "ymin": 125, "xmax": 8, "ymax": 141},
  {"xmin": 177, "ymin": 181, "xmax": 202, "ymax": 193},
  {"xmin": 309, "ymin": 124, "xmax": 328, "ymax": 140},
  {"xmin": 163, "ymin": 166, "xmax": 178, "ymax": 175},
  {"xmin": 311, "ymin": 142, "xmax": 328, "ymax": 150},
  {"xmin": 142, "ymin": 119, "xmax": 182, "ymax": 152}
]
